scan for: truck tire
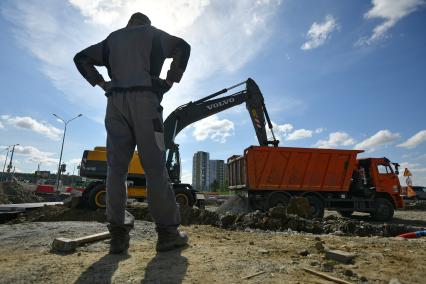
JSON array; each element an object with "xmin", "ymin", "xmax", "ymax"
[
  {"xmin": 370, "ymin": 198, "xmax": 394, "ymax": 221},
  {"xmin": 306, "ymin": 195, "xmax": 325, "ymax": 218},
  {"xmin": 338, "ymin": 210, "xmax": 354, "ymax": 218},
  {"xmin": 88, "ymin": 184, "xmax": 107, "ymax": 210},
  {"xmin": 174, "ymin": 186, "xmax": 195, "ymax": 207},
  {"xmin": 267, "ymin": 192, "xmax": 291, "ymax": 209}
]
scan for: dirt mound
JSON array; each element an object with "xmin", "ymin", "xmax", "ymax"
[
  {"xmin": 8, "ymin": 205, "xmax": 106, "ymax": 224},
  {"xmin": 0, "ymin": 182, "xmax": 44, "ymax": 204}
]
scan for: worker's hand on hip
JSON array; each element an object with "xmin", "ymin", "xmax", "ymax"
[
  {"xmin": 152, "ymin": 77, "xmax": 172, "ymax": 95},
  {"xmin": 98, "ymin": 81, "xmax": 112, "ymax": 92}
]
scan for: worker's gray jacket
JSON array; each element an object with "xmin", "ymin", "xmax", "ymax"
[{"xmin": 74, "ymin": 25, "xmax": 190, "ymax": 90}]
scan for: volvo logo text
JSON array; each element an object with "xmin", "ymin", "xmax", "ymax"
[{"xmin": 206, "ymin": 98, "xmax": 235, "ymax": 110}]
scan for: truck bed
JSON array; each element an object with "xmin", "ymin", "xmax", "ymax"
[{"xmin": 228, "ymin": 146, "xmax": 363, "ymax": 192}]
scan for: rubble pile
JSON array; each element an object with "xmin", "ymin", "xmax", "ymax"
[
  {"xmin": 7, "ymin": 205, "xmax": 106, "ymax": 224},
  {"xmin": 0, "ymin": 182, "xmax": 43, "ymax": 204},
  {"xmin": 181, "ymin": 203, "xmax": 421, "ymax": 237},
  {"xmin": 7, "ymin": 201, "xmax": 423, "ymax": 238},
  {"xmin": 216, "ymin": 208, "xmax": 421, "ymax": 237},
  {"xmin": 215, "ymin": 194, "xmax": 251, "ymax": 215}
]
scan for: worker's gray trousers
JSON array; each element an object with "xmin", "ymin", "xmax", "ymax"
[{"xmin": 104, "ymin": 90, "xmax": 181, "ymax": 229}]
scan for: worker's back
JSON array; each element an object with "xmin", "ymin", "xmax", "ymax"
[{"xmin": 107, "ymin": 25, "xmax": 155, "ymax": 88}]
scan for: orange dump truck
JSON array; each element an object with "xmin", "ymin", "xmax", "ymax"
[{"xmin": 228, "ymin": 146, "xmax": 404, "ymax": 221}]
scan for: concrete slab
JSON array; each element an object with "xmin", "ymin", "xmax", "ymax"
[{"xmin": 0, "ymin": 202, "xmax": 64, "ymax": 212}]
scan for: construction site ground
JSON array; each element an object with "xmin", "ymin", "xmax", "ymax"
[{"xmin": 1, "ymin": 208, "xmax": 425, "ymax": 284}]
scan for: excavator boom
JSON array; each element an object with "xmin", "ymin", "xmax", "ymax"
[{"xmin": 164, "ymin": 78, "xmax": 278, "ymax": 183}]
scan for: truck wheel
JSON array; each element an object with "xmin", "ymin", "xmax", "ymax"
[
  {"xmin": 370, "ymin": 198, "xmax": 394, "ymax": 221},
  {"xmin": 88, "ymin": 184, "xmax": 107, "ymax": 210},
  {"xmin": 267, "ymin": 192, "xmax": 291, "ymax": 209},
  {"xmin": 174, "ymin": 187, "xmax": 195, "ymax": 207},
  {"xmin": 306, "ymin": 195, "xmax": 325, "ymax": 218},
  {"xmin": 338, "ymin": 210, "xmax": 354, "ymax": 218}
]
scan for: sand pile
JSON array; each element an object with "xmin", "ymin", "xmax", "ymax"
[{"xmin": 216, "ymin": 195, "xmax": 251, "ymax": 215}]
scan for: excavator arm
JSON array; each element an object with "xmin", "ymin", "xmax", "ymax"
[{"xmin": 164, "ymin": 78, "xmax": 279, "ymax": 183}]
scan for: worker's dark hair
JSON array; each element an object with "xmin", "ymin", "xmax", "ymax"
[{"xmin": 127, "ymin": 12, "xmax": 151, "ymax": 27}]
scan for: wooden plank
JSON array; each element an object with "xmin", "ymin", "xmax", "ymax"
[
  {"xmin": 302, "ymin": 268, "xmax": 353, "ymax": 284},
  {"xmin": 74, "ymin": 231, "xmax": 111, "ymax": 244},
  {"xmin": 241, "ymin": 271, "xmax": 266, "ymax": 280}
]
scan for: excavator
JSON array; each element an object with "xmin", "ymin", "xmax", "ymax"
[{"xmin": 79, "ymin": 78, "xmax": 279, "ymax": 209}]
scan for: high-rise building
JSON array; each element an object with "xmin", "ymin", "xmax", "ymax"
[
  {"xmin": 192, "ymin": 151, "xmax": 210, "ymax": 192},
  {"xmin": 209, "ymin": 160, "xmax": 226, "ymax": 191}
]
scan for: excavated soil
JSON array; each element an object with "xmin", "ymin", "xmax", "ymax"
[
  {"xmin": 6, "ymin": 200, "xmax": 426, "ymax": 238},
  {"xmin": 0, "ymin": 182, "xmax": 44, "ymax": 204}
]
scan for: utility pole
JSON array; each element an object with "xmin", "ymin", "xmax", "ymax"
[
  {"xmin": 2, "ymin": 146, "xmax": 10, "ymax": 174},
  {"xmin": 53, "ymin": 113, "xmax": 83, "ymax": 191},
  {"xmin": 7, "ymin": 144, "xmax": 19, "ymax": 173}
]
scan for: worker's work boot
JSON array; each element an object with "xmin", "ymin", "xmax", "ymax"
[
  {"xmin": 107, "ymin": 224, "xmax": 131, "ymax": 254},
  {"xmin": 156, "ymin": 227, "xmax": 188, "ymax": 252}
]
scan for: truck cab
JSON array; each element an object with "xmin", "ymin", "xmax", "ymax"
[{"xmin": 356, "ymin": 158, "xmax": 404, "ymax": 209}]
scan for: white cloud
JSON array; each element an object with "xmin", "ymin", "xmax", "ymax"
[
  {"xmin": 181, "ymin": 169, "xmax": 192, "ymax": 184},
  {"xmin": 268, "ymin": 122, "xmax": 293, "ymax": 141},
  {"xmin": 0, "ymin": 154, "xmax": 6, "ymax": 164},
  {"xmin": 192, "ymin": 115, "xmax": 234, "ymax": 143},
  {"xmin": 314, "ymin": 132, "xmax": 356, "ymax": 149},
  {"xmin": 13, "ymin": 145, "xmax": 58, "ymax": 166},
  {"xmin": 67, "ymin": 158, "xmax": 82, "ymax": 165},
  {"xmin": 397, "ymin": 130, "xmax": 426, "ymax": 149},
  {"xmin": 315, "ymin": 128, "xmax": 325, "ymax": 134},
  {"xmin": 301, "ymin": 15, "xmax": 338, "ymax": 50},
  {"xmin": 287, "ymin": 129, "xmax": 313, "ymax": 141},
  {"xmin": 0, "ymin": 121, "xmax": 4, "ymax": 129},
  {"xmin": 359, "ymin": 0, "xmax": 425, "ymax": 45},
  {"xmin": 268, "ymin": 122, "xmax": 321, "ymax": 142},
  {"xmin": 2, "ymin": 0, "xmax": 282, "ymax": 121},
  {"xmin": 355, "ymin": 130, "xmax": 400, "ymax": 150},
  {"xmin": 1, "ymin": 115, "xmax": 62, "ymax": 140}
]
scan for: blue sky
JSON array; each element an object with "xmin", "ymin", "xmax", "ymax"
[{"xmin": 1, "ymin": 0, "xmax": 425, "ymax": 185}]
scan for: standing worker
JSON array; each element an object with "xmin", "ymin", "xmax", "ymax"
[{"xmin": 74, "ymin": 12, "xmax": 191, "ymax": 254}]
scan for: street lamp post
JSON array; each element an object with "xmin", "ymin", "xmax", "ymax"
[{"xmin": 53, "ymin": 113, "xmax": 83, "ymax": 191}]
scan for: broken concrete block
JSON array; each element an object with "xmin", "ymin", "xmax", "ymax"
[{"xmin": 325, "ymin": 249, "xmax": 355, "ymax": 264}]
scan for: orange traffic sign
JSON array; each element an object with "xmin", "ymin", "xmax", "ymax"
[{"xmin": 403, "ymin": 168, "xmax": 412, "ymax": 177}]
